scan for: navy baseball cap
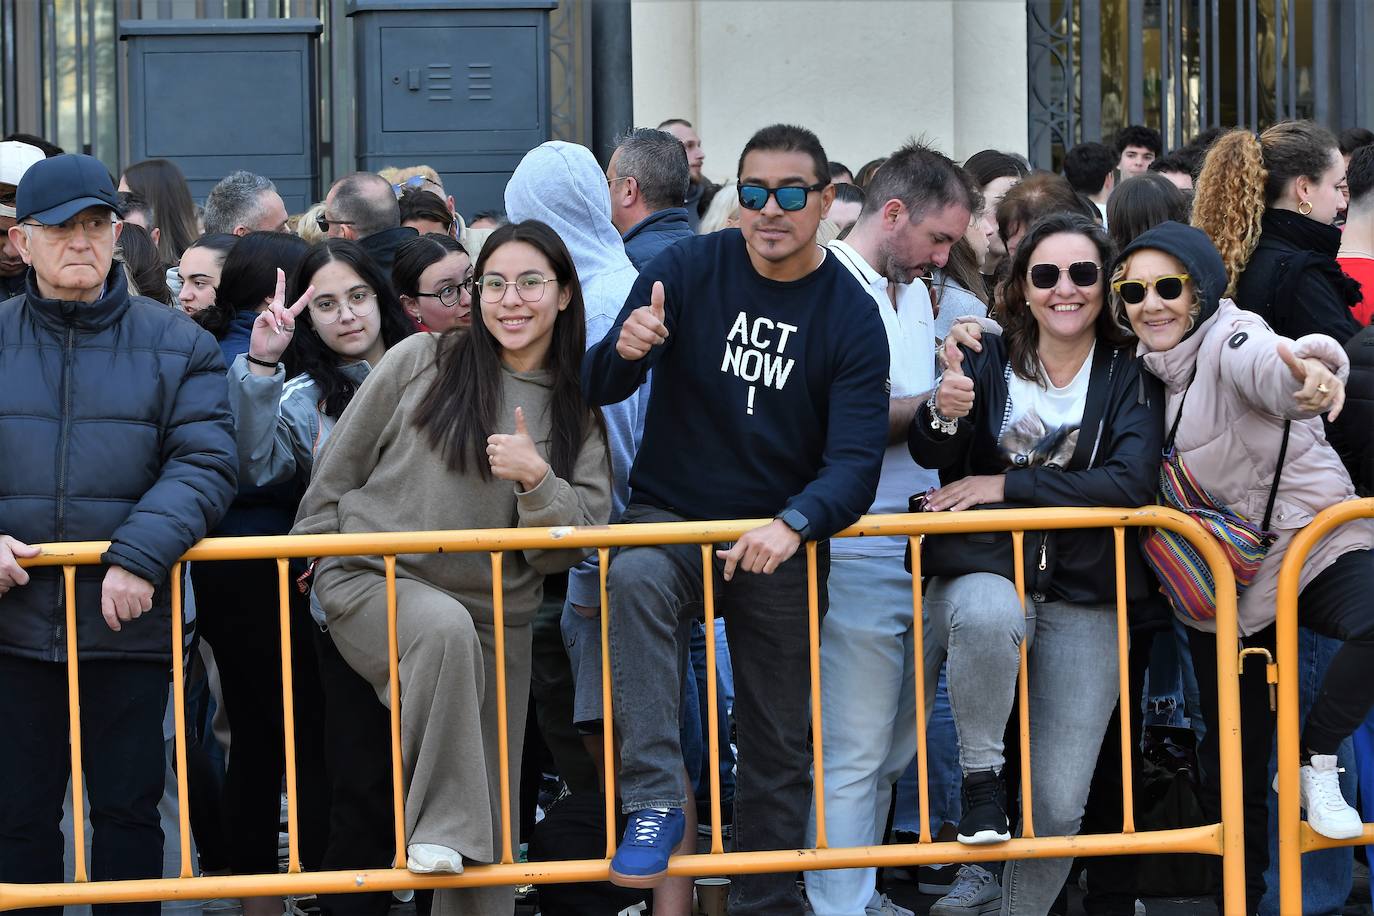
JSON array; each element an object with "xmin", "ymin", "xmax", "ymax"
[{"xmin": 16, "ymin": 153, "xmax": 122, "ymax": 225}]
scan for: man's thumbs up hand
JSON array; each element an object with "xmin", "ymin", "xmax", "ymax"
[{"xmin": 616, "ymin": 281, "xmax": 670, "ymax": 361}]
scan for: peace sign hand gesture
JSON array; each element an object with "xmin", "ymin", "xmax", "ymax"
[{"xmin": 248, "ymin": 269, "xmax": 316, "ymax": 369}]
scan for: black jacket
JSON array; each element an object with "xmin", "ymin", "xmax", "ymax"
[
  {"xmin": 1235, "ymin": 209, "xmax": 1362, "ymax": 344},
  {"xmin": 0, "ymin": 266, "xmax": 237, "ymax": 662},
  {"xmin": 908, "ymin": 334, "xmax": 1164, "ymax": 606},
  {"xmin": 359, "ymin": 226, "xmax": 419, "ymax": 278},
  {"xmin": 1330, "ymin": 325, "xmax": 1374, "ymax": 495}
]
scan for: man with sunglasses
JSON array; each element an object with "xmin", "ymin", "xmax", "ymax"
[
  {"xmin": 812, "ymin": 141, "xmax": 979, "ymax": 916},
  {"xmin": 320, "ymin": 171, "xmax": 417, "ymax": 277},
  {"xmin": 584, "ymin": 124, "xmax": 889, "ymax": 913}
]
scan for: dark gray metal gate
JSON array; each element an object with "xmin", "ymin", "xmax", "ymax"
[{"xmin": 1027, "ymin": 0, "xmax": 1373, "ymax": 170}]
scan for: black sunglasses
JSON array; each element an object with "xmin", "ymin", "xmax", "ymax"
[
  {"xmin": 1028, "ymin": 261, "xmax": 1100, "ymax": 290},
  {"xmin": 737, "ymin": 182, "xmax": 828, "ymax": 212}
]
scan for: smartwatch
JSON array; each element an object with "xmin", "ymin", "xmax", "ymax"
[{"xmin": 776, "ymin": 508, "xmax": 811, "ymax": 540}]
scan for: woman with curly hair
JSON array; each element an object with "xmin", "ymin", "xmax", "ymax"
[{"xmin": 1191, "ymin": 121, "xmax": 1361, "ymax": 344}]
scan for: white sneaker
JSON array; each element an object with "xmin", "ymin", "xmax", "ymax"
[
  {"xmin": 406, "ymin": 842, "xmax": 464, "ymax": 874},
  {"xmin": 1297, "ymin": 755, "xmax": 1364, "ymax": 840},
  {"xmin": 930, "ymin": 864, "xmax": 1001, "ymax": 915},
  {"xmin": 865, "ymin": 894, "xmax": 915, "ymax": 916}
]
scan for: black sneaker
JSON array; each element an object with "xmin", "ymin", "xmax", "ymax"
[{"xmin": 956, "ymin": 770, "xmax": 1010, "ymax": 845}]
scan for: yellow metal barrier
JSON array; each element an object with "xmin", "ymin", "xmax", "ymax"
[
  {"xmin": 1275, "ymin": 498, "xmax": 1374, "ymax": 914},
  {"xmin": 6, "ymin": 507, "xmax": 1246, "ymax": 913}
]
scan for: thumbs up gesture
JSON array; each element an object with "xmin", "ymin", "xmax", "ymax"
[
  {"xmin": 935, "ymin": 338, "xmax": 976, "ymax": 420},
  {"xmin": 487, "ymin": 407, "xmax": 550, "ymax": 491},
  {"xmin": 616, "ymin": 280, "xmax": 670, "ymax": 360},
  {"xmin": 247, "ymin": 269, "xmax": 316, "ymax": 371},
  {"xmin": 1278, "ymin": 341, "xmax": 1345, "ymax": 420}
]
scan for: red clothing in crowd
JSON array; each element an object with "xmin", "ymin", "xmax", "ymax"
[{"xmin": 1339, "ymin": 255, "xmax": 1374, "ymax": 326}]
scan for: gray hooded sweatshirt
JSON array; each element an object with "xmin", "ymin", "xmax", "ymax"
[{"xmin": 505, "ymin": 141, "xmax": 649, "ymax": 607}]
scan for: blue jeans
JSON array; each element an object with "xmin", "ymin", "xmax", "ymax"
[
  {"xmin": 690, "ymin": 620, "xmax": 736, "ymax": 811},
  {"xmin": 805, "ymin": 553, "xmax": 943, "ymax": 915},
  {"xmin": 925, "ymin": 573, "xmax": 1120, "ymax": 916},
  {"xmin": 1258, "ymin": 628, "xmax": 1356, "ymax": 916},
  {"xmin": 894, "ymin": 669, "xmax": 962, "ymax": 836}
]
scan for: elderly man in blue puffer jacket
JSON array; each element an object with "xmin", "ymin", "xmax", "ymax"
[{"xmin": 0, "ymin": 153, "xmax": 236, "ymax": 907}]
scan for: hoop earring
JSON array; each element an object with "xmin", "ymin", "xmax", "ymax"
[{"xmin": 1298, "ymin": 200, "xmax": 1313, "ymax": 216}]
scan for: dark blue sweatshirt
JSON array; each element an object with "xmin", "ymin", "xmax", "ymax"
[{"xmin": 582, "ymin": 229, "xmax": 889, "ymax": 540}]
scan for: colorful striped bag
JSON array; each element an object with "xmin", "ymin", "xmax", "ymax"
[{"xmin": 1142, "ymin": 386, "xmax": 1291, "ymax": 622}]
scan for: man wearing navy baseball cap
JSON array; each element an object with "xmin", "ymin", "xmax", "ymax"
[{"xmin": 0, "ymin": 153, "xmax": 237, "ymax": 902}]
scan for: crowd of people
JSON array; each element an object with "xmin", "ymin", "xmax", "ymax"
[{"xmin": 1, "ymin": 114, "xmax": 1374, "ymax": 916}]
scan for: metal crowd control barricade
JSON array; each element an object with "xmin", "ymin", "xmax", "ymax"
[
  {"xmin": 1275, "ymin": 498, "xmax": 1374, "ymax": 914},
  {"xmin": 4, "ymin": 507, "xmax": 1246, "ymax": 913}
]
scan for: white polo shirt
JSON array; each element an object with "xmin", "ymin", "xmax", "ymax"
[{"xmin": 827, "ymin": 239, "xmax": 940, "ymax": 557}]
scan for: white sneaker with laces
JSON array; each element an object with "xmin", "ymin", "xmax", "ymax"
[
  {"xmin": 406, "ymin": 842, "xmax": 464, "ymax": 874},
  {"xmin": 930, "ymin": 863, "xmax": 1001, "ymax": 915},
  {"xmin": 1298, "ymin": 754, "xmax": 1364, "ymax": 840},
  {"xmin": 865, "ymin": 893, "xmax": 915, "ymax": 916}
]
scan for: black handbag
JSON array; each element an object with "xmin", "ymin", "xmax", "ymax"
[{"xmin": 905, "ymin": 343, "xmax": 1119, "ymax": 594}]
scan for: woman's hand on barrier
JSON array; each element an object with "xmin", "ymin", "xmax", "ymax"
[
  {"xmin": 935, "ymin": 338, "xmax": 975, "ymax": 419},
  {"xmin": 716, "ymin": 519, "xmax": 802, "ymax": 581},
  {"xmin": 487, "ymin": 407, "xmax": 550, "ymax": 492},
  {"xmin": 248, "ymin": 269, "xmax": 316, "ymax": 372},
  {"xmin": 1277, "ymin": 342, "xmax": 1345, "ymax": 420},
  {"xmin": 101, "ymin": 565, "xmax": 154, "ymax": 632},
  {"xmin": 0, "ymin": 535, "xmax": 40, "ymax": 597},
  {"xmin": 925, "ymin": 475, "xmax": 1006, "ymax": 512}
]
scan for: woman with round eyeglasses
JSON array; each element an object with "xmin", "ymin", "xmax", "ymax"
[
  {"xmin": 907, "ymin": 211, "xmax": 1162, "ymax": 914},
  {"xmin": 1115, "ymin": 221, "xmax": 1374, "ymax": 913},
  {"xmin": 394, "ymin": 232, "xmax": 473, "ymax": 331},
  {"xmin": 292, "ymin": 221, "xmax": 610, "ymax": 913}
]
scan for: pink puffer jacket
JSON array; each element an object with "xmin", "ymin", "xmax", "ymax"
[{"xmin": 1140, "ymin": 299, "xmax": 1374, "ymax": 635}]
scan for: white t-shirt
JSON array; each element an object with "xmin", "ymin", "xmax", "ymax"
[
  {"xmin": 1000, "ymin": 349, "xmax": 1093, "ymax": 471},
  {"xmin": 827, "ymin": 240, "xmax": 939, "ymax": 557}
]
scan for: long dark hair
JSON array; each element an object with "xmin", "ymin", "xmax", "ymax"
[
  {"xmin": 1107, "ymin": 173, "xmax": 1191, "ymax": 252},
  {"xmin": 996, "ymin": 211, "xmax": 1129, "ymax": 384},
  {"xmin": 412, "ymin": 220, "xmax": 603, "ymax": 480},
  {"xmin": 122, "ymin": 158, "xmax": 201, "ymax": 265},
  {"xmin": 200, "ymin": 231, "xmax": 308, "ymax": 338},
  {"xmin": 285, "ymin": 239, "xmax": 415, "ymax": 417},
  {"xmin": 392, "ymin": 232, "xmax": 467, "ymax": 299}
]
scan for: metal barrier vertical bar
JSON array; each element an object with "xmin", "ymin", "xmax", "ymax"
[
  {"xmin": 1012, "ymin": 532, "xmax": 1034, "ymax": 838},
  {"xmin": 1112, "ymin": 530, "xmax": 1135, "ymax": 833},
  {"xmin": 1276, "ymin": 546, "xmax": 1304, "ymax": 915},
  {"xmin": 385, "ymin": 556, "xmax": 405, "ymax": 868},
  {"xmin": 277, "ymin": 557, "xmax": 301, "ymax": 873},
  {"xmin": 909, "ymin": 536, "xmax": 932, "ymax": 844},
  {"xmin": 64, "ymin": 565, "xmax": 88, "ymax": 882},
  {"xmin": 701, "ymin": 545, "xmax": 724, "ymax": 854},
  {"xmin": 807, "ymin": 540, "xmax": 827, "ymax": 850},
  {"xmin": 1213, "ymin": 574, "xmax": 1246, "ymax": 915},
  {"xmin": 490, "ymin": 552, "xmax": 514, "ymax": 865},
  {"xmin": 170, "ymin": 563, "xmax": 194, "ymax": 877},
  {"xmin": 598, "ymin": 548, "xmax": 616, "ymax": 859}
]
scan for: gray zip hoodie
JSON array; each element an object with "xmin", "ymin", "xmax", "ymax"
[{"xmin": 505, "ymin": 141, "xmax": 649, "ymax": 607}]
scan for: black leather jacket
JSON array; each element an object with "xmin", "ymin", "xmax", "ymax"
[{"xmin": 908, "ymin": 334, "xmax": 1164, "ymax": 606}]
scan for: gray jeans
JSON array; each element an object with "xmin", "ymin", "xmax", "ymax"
[
  {"xmin": 608, "ymin": 503, "xmax": 828, "ymax": 916},
  {"xmin": 925, "ymin": 572, "xmax": 1120, "ymax": 916}
]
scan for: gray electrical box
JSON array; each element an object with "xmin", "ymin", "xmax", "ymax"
[
  {"xmin": 120, "ymin": 18, "xmax": 323, "ymax": 212},
  {"xmin": 348, "ymin": 0, "xmax": 557, "ymax": 215}
]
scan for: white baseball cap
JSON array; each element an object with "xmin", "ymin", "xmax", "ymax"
[{"xmin": 0, "ymin": 140, "xmax": 46, "ymax": 217}]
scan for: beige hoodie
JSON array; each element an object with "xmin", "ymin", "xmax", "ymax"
[
  {"xmin": 1140, "ymin": 299, "xmax": 1374, "ymax": 635},
  {"xmin": 293, "ymin": 333, "xmax": 612, "ymax": 627}
]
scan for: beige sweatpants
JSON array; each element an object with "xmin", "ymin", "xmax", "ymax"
[{"xmin": 314, "ymin": 567, "xmax": 531, "ymax": 916}]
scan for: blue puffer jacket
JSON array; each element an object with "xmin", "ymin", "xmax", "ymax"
[
  {"xmin": 621, "ymin": 207, "xmax": 694, "ymax": 271},
  {"xmin": 0, "ymin": 267, "xmax": 238, "ymax": 663}
]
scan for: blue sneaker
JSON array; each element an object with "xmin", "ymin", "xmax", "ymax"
[{"xmin": 608, "ymin": 806, "xmax": 685, "ymax": 888}]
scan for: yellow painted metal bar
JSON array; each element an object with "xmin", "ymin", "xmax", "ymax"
[
  {"xmin": 170, "ymin": 564, "xmax": 193, "ymax": 877},
  {"xmin": 277, "ymin": 558, "xmax": 301, "ymax": 873},
  {"xmin": 807, "ymin": 540, "xmax": 827, "ymax": 850},
  {"xmin": 1113, "ymin": 529, "xmax": 1135, "ymax": 834},
  {"xmin": 64, "ymin": 565, "xmax": 87, "ymax": 883},
  {"xmin": 385, "ymin": 557, "xmax": 405, "ymax": 869},
  {"xmin": 490, "ymin": 552, "xmax": 513, "ymax": 865},
  {"xmin": 598, "ymin": 548, "xmax": 616, "ymax": 860},
  {"xmin": 909, "ymin": 537, "xmax": 932, "ymax": 845},
  {"xmin": 701, "ymin": 545, "xmax": 724, "ymax": 855},
  {"xmin": 1012, "ymin": 531, "xmax": 1034, "ymax": 839},
  {"xmin": 0, "ymin": 826, "xmax": 1227, "ymax": 911},
  {"xmin": 1275, "ymin": 498, "xmax": 1374, "ymax": 913}
]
